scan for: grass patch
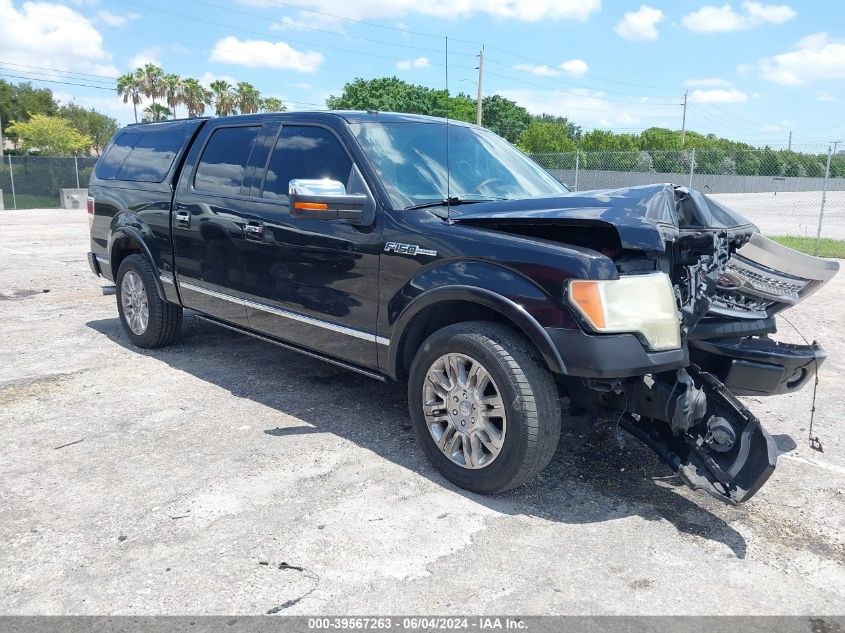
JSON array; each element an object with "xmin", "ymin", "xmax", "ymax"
[
  {"xmin": 770, "ymin": 235, "xmax": 845, "ymax": 258},
  {"xmin": 1, "ymin": 194, "xmax": 60, "ymax": 210}
]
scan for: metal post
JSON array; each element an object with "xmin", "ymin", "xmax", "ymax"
[
  {"xmin": 8, "ymin": 154, "xmax": 16, "ymax": 210},
  {"xmin": 475, "ymin": 46, "xmax": 484, "ymax": 126},
  {"xmin": 688, "ymin": 148, "xmax": 695, "ymax": 188},
  {"xmin": 0, "ymin": 107, "xmax": 4, "ymax": 159},
  {"xmin": 573, "ymin": 151, "xmax": 579, "ymax": 192},
  {"xmin": 680, "ymin": 90, "xmax": 688, "ymax": 147},
  {"xmin": 814, "ymin": 145, "xmax": 833, "ymax": 256},
  {"xmin": 74, "ymin": 155, "xmax": 80, "ymax": 189}
]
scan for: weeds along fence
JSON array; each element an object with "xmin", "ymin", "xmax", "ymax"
[
  {"xmin": 1, "ymin": 150, "xmax": 843, "ymax": 252},
  {"xmin": 0, "ymin": 156, "xmax": 98, "ymax": 211}
]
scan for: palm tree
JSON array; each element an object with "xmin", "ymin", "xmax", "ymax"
[
  {"xmin": 142, "ymin": 104, "xmax": 172, "ymax": 122},
  {"xmin": 161, "ymin": 74, "xmax": 184, "ymax": 118},
  {"xmin": 138, "ymin": 63, "xmax": 164, "ymax": 107},
  {"xmin": 116, "ymin": 72, "xmax": 143, "ymax": 123},
  {"xmin": 261, "ymin": 97, "xmax": 286, "ymax": 113},
  {"xmin": 235, "ymin": 82, "xmax": 261, "ymax": 114},
  {"xmin": 209, "ymin": 80, "xmax": 237, "ymax": 117},
  {"xmin": 181, "ymin": 78, "xmax": 211, "ymax": 118}
]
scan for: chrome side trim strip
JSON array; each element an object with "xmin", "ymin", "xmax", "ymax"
[
  {"xmin": 159, "ymin": 272, "xmax": 174, "ymax": 284},
  {"xmin": 194, "ymin": 315, "xmax": 387, "ymax": 382},
  {"xmin": 95, "ymin": 254, "xmax": 109, "ymax": 266},
  {"xmin": 178, "ymin": 279, "xmax": 390, "ymax": 346}
]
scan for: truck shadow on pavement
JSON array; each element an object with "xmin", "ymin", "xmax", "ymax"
[{"xmin": 87, "ymin": 314, "xmax": 748, "ymax": 559}]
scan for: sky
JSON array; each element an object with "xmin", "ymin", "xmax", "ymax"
[{"xmin": 0, "ymin": 0, "xmax": 843, "ymax": 150}]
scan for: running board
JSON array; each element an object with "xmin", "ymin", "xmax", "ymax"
[{"xmin": 193, "ymin": 314, "xmax": 388, "ymax": 383}]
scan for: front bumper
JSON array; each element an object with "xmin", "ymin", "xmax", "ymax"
[{"xmin": 546, "ymin": 327, "xmax": 687, "ymax": 378}]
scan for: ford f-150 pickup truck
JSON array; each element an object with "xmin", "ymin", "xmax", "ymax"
[{"xmin": 87, "ymin": 111, "xmax": 838, "ymax": 505}]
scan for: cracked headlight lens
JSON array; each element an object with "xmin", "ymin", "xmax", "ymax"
[{"xmin": 568, "ymin": 272, "xmax": 681, "ymax": 351}]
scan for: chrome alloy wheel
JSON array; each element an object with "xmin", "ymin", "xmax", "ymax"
[
  {"xmin": 121, "ymin": 270, "xmax": 149, "ymax": 335},
  {"xmin": 422, "ymin": 353, "xmax": 507, "ymax": 469}
]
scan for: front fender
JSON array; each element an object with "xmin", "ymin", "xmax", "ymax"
[{"xmin": 386, "ymin": 259, "xmax": 578, "ymax": 378}]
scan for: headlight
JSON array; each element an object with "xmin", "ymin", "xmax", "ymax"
[{"xmin": 567, "ymin": 272, "xmax": 681, "ymax": 351}]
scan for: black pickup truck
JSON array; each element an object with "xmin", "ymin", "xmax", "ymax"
[{"xmin": 87, "ymin": 111, "xmax": 838, "ymax": 505}]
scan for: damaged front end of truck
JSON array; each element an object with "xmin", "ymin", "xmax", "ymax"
[{"xmin": 456, "ymin": 184, "xmax": 838, "ymax": 504}]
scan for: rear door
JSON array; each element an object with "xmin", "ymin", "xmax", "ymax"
[
  {"xmin": 239, "ymin": 122, "xmax": 382, "ymax": 368},
  {"xmin": 172, "ymin": 121, "xmax": 264, "ymax": 327}
]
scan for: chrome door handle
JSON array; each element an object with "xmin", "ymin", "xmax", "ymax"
[
  {"xmin": 175, "ymin": 209, "xmax": 191, "ymax": 228},
  {"xmin": 244, "ymin": 221, "xmax": 265, "ymax": 241}
]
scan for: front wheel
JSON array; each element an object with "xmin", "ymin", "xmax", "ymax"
[
  {"xmin": 408, "ymin": 322, "xmax": 561, "ymax": 494},
  {"xmin": 115, "ymin": 254, "xmax": 182, "ymax": 348}
]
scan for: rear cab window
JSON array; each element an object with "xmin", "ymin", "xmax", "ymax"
[
  {"xmin": 194, "ymin": 126, "xmax": 261, "ymax": 196},
  {"xmin": 95, "ymin": 128, "xmax": 187, "ymax": 183}
]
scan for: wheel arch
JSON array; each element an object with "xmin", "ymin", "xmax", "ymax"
[
  {"xmin": 108, "ymin": 224, "xmax": 165, "ymax": 300},
  {"xmin": 388, "ymin": 285, "xmax": 567, "ymax": 381}
]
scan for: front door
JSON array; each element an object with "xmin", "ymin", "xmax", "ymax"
[
  {"xmin": 239, "ymin": 123, "xmax": 382, "ymax": 369},
  {"xmin": 171, "ymin": 122, "xmax": 263, "ymax": 327}
]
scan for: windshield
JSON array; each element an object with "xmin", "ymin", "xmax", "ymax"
[{"xmin": 349, "ymin": 121, "xmax": 568, "ymax": 209}]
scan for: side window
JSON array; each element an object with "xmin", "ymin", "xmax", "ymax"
[
  {"xmin": 116, "ymin": 129, "xmax": 187, "ymax": 182},
  {"xmin": 194, "ymin": 126, "xmax": 261, "ymax": 196},
  {"xmin": 94, "ymin": 132, "xmax": 139, "ymax": 180},
  {"xmin": 262, "ymin": 126, "xmax": 353, "ymax": 201}
]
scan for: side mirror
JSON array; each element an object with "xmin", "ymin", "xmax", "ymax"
[{"xmin": 288, "ymin": 179, "xmax": 367, "ymax": 222}]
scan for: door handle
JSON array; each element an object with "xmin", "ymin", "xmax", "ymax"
[
  {"xmin": 175, "ymin": 208, "xmax": 191, "ymax": 229},
  {"xmin": 244, "ymin": 221, "xmax": 265, "ymax": 242}
]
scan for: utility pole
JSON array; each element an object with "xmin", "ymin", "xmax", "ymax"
[
  {"xmin": 476, "ymin": 45, "xmax": 484, "ymax": 126},
  {"xmin": 680, "ymin": 89, "xmax": 688, "ymax": 147},
  {"xmin": 0, "ymin": 107, "xmax": 4, "ymax": 158},
  {"xmin": 788, "ymin": 131, "xmax": 792, "ymax": 151}
]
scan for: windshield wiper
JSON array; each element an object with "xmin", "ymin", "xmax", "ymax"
[{"xmin": 404, "ymin": 196, "xmax": 507, "ymax": 211}]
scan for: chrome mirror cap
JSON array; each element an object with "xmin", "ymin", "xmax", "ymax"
[{"xmin": 289, "ymin": 178, "xmax": 346, "ymax": 196}]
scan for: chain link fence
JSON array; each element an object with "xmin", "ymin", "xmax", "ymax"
[
  {"xmin": 0, "ymin": 155, "xmax": 98, "ymax": 211},
  {"xmin": 532, "ymin": 149, "xmax": 845, "ymax": 255},
  {"xmin": 1, "ymin": 150, "xmax": 843, "ymax": 254}
]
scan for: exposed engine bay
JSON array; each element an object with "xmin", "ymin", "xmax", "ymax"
[{"xmin": 450, "ymin": 183, "xmax": 839, "ymax": 504}]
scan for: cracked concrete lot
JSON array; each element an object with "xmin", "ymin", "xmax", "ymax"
[{"xmin": 1, "ymin": 209, "xmax": 844, "ymax": 615}]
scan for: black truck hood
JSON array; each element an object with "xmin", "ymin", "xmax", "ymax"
[{"xmin": 448, "ymin": 183, "xmax": 758, "ymax": 252}]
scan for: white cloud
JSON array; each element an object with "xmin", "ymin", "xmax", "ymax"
[
  {"xmin": 689, "ymin": 88, "xmax": 748, "ymax": 103},
  {"xmin": 818, "ymin": 91, "xmax": 836, "ymax": 102},
  {"xmin": 97, "ymin": 10, "xmax": 140, "ymax": 27},
  {"xmin": 0, "ymin": 0, "xmax": 119, "ymax": 77},
  {"xmin": 514, "ymin": 64, "xmax": 560, "ymax": 77},
  {"xmin": 396, "ymin": 56, "xmax": 430, "ymax": 70},
  {"xmin": 756, "ymin": 32, "xmax": 845, "ymax": 85},
  {"xmin": 270, "ymin": 12, "xmax": 346, "ymax": 34},
  {"xmin": 682, "ymin": 1, "xmax": 795, "ymax": 33},
  {"xmin": 197, "ymin": 72, "xmax": 238, "ymax": 88},
  {"xmin": 614, "ymin": 5, "xmax": 665, "ymax": 41},
  {"xmin": 760, "ymin": 119, "xmax": 789, "ymax": 133},
  {"xmin": 239, "ymin": 0, "xmax": 600, "ymax": 22},
  {"xmin": 685, "ymin": 77, "xmax": 731, "ymax": 87},
  {"xmin": 129, "ymin": 47, "xmax": 162, "ymax": 69},
  {"xmin": 560, "ymin": 59, "xmax": 588, "ymax": 75},
  {"xmin": 209, "ymin": 36, "xmax": 323, "ymax": 73}
]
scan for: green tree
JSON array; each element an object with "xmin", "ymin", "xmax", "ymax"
[
  {"xmin": 209, "ymin": 80, "xmax": 237, "ymax": 116},
  {"xmin": 138, "ymin": 64, "xmax": 164, "ymax": 107},
  {"xmin": 448, "ymin": 93, "xmax": 476, "ymax": 123},
  {"xmin": 327, "ymin": 76, "xmax": 447, "ymax": 116},
  {"xmin": 235, "ymin": 82, "xmax": 261, "ymax": 114},
  {"xmin": 0, "ymin": 80, "xmax": 59, "ymax": 147},
  {"xmin": 161, "ymin": 74, "xmax": 184, "ymax": 118},
  {"xmin": 181, "ymin": 78, "xmax": 211, "ymax": 118},
  {"xmin": 57, "ymin": 103, "xmax": 118, "ymax": 155},
  {"xmin": 116, "ymin": 72, "xmax": 143, "ymax": 123},
  {"xmin": 8, "ymin": 114, "xmax": 91, "ymax": 154},
  {"xmin": 142, "ymin": 103, "xmax": 172, "ymax": 122},
  {"xmin": 261, "ymin": 97, "xmax": 286, "ymax": 112},
  {"xmin": 532, "ymin": 114, "xmax": 581, "ymax": 140},
  {"xmin": 480, "ymin": 95, "xmax": 531, "ymax": 143},
  {"xmin": 518, "ymin": 120, "xmax": 578, "ymax": 153}
]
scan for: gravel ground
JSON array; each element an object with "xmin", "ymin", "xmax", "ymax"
[{"xmin": 1, "ymin": 209, "xmax": 843, "ymax": 615}]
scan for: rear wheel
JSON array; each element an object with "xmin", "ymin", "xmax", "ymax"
[
  {"xmin": 408, "ymin": 322, "xmax": 561, "ymax": 493},
  {"xmin": 116, "ymin": 254, "xmax": 182, "ymax": 348}
]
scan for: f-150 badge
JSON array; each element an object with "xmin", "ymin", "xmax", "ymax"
[{"xmin": 384, "ymin": 242, "xmax": 438, "ymax": 257}]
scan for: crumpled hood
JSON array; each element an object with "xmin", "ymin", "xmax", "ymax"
[{"xmin": 448, "ymin": 183, "xmax": 758, "ymax": 252}]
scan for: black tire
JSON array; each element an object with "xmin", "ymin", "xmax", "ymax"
[
  {"xmin": 115, "ymin": 254, "xmax": 182, "ymax": 349},
  {"xmin": 408, "ymin": 321, "xmax": 561, "ymax": 494}
]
